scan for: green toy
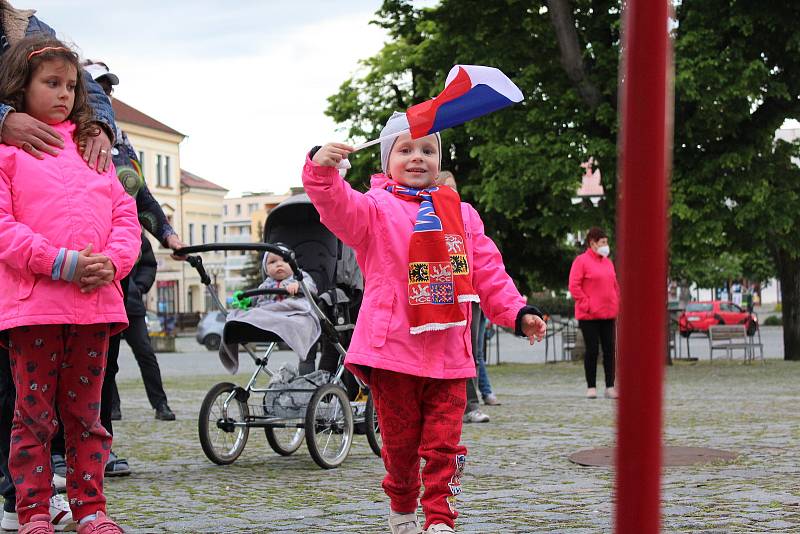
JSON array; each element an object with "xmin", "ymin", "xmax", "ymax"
[{"xmin": 231, "ymin": 291, "xmax": 252, "ymax": 310}]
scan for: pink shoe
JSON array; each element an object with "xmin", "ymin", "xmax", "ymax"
[
  {"xmin": 19, "ymin": 514, "xmax": 56, "ymax": 534},
  {"xmin": 76, "ymin": 512, "xmax": 123, "ymax": 534}
]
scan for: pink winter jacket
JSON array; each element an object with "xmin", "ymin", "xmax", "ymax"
[
  {"xmin": 302, "ymin": 157, "xmax": 528, "ymax": 380},
  {"xmin": 568, "ymin": 248, "xmax": 620, "ymax": 320},
  {"xmin": 0, "ymin": 121, "xmax": 140, "ymax": 334}
]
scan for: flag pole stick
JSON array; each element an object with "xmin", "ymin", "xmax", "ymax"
[
  {"xmin": 352, "ymin": 129, "xmax": 409, "ymax": 152},
  {"xmin": 614, "ymin": 0, "xmax": 671, "ymax": 532}
]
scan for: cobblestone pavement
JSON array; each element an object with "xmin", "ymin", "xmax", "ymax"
[{"xmin": 107, "ymin": 356, "xmax": 799, "ymax": 533}]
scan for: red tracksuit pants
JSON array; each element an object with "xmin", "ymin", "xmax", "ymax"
[
  {"xmin": 369, "ymin": 368, "xmax": 468, "ymax": 530},
  {"xmin": 8, "ymin": 324, "xmax": 111, "ymax": 524}
]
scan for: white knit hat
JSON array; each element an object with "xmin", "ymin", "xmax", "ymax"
[{"xmin": 379, "ymin": 111, "xmax": 442, "ymax": 174}]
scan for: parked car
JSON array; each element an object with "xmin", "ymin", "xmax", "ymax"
[
  {"xmin": 145, "ymin": 311, "xmax": 164, "ymax": 334},
  {"xmin": 678, "ymin": 300, "xmax": 758, "ymax": 337},
  {"xmin": 196, "ymin": 310, "xmax": 225, "ymax": 350}
]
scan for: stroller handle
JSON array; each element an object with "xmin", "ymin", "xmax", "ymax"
[
  {"xmin": 240, "ymin": 288, "xmax": 290, "ymax": 298},
  {"xmin": 176, "ymin": 243, "xmax": 303, "ymax": 281}
]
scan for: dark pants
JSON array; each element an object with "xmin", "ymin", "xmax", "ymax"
[
  {"xmin": 579, "ymin": 319, "xmax": 616, "ymax": 388},
  {"xmin": 100, "ymin": 333, "xmax": 121, "ymax": 437},
  {"xmin": 111, "ymin": 314, "xmax": 168, "ymax": 410}
]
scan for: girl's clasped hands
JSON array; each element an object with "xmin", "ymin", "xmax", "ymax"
[{"xmin": 74, "ymin": 243, "xmax": 116, "ymax": 293}]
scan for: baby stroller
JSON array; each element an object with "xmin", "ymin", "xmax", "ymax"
[{"xmin": 178, "ymin": 195, "xmax": 381, "ymax": 469}]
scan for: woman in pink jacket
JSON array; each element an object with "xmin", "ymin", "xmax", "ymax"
[
  {"xmin": 0, "ymin": 37, "xmax": 139, "ymax": 534},
  {"xmin": 568, "ymin": 227, "xmax": 620, "ymax": 400},
  {"xmin": 303, "ymin": 111, "xmax": 546, "ymax": 534}
]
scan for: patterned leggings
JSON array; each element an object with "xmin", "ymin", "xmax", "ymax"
[
  {"xmin": 369, "ymin": 369, "xmax": 468, "ymax": 530},
  {"xmin": 8, "ymin": 324, "xmax": 111, "ymax": 524}
]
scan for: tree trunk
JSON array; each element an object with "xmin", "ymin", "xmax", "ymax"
[
  {"xmin": 776, "ymin": 248, "xmax": 800, "ymax": 360},
  {"xmin": 546, "ymin": 0, "xmax": 602, "ymax": 109}
]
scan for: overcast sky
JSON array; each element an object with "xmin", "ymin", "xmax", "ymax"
[{"xmin": 33, "ymin": 1, "xmax": 437, "ymax": 196}]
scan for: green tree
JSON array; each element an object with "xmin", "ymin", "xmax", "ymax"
[{"xmin": 672, "ymin": 1, "xmax": 800, "ymax": 359}]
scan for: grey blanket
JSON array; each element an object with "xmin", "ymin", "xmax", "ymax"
[{"xmin": 219, "ymin": 297, "xmax": 321, "ymax": 374}]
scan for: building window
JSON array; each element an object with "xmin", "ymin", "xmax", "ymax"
[
  {"xmin": 201, "ymin": 224, "xmax": 207, "ymax": 244},
  {"xmin": 156, "ymin": 154, "xmax": 163, "ymax": 187},
  {"xmin": 137, "ymin": 150, "xmax": 144, "ymax": 167},
  {"xmin": 188, "ymin": 223, "xmax": 194, "ymax": 246},
  {"xmin": 235, "ymin": 204, "xmax": 241, "ymax": 216},
  {"xmin": 214, "ymin": 225, "xmax": 219, "ymax": 242},
  {"xmin": 164, "ymin": 156, "xmax": 171, "ymax": 188},
  {"xmin": 223, "ymin": 205, "xmax": 228, "ymax": 216}
]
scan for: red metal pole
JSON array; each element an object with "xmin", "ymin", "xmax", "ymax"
[{"xmin": 614, "ymin": 0, "xmax": 672, "ymax": 532}]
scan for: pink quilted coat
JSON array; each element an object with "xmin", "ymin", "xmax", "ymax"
[
  {"xmin": 302, "ymin": 157, "xmax": 527, "ymax": 380},
  {"xmin": 0, "ymin": 121, "xmax": 140, "ymax": 334}
]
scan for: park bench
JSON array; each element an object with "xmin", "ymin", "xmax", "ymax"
[{"xmin": 708, "ymin": 324, "xmax": 750, "ymax": 361}]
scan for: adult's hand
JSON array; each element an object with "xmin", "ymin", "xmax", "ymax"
[
  {"xmin": 82, "ymin": 127, "xmax": 112, "ymax": 173},
  {"xmin": 166, "ymin": 233, "xmax": 188, "ymax": 261},
  {"xmin": 1, "ymin": 112, "xmax": 63, "ymax": 159}
]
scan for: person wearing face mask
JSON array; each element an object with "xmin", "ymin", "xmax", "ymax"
[{"xmin": 568, "ymin": 227, "xmax": 619, "ymax": 399}]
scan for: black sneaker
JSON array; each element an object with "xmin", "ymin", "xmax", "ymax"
[
  {"xmin": 155, "ymin": 403, "xmax": 176, "ymax": 421},
  {"xmin": 110, "ymin": 406, "xmax": 122, "ymax": 421}
]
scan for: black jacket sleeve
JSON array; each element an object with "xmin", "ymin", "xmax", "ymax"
[
  {"xmin": 133, "ymin": 236, "xmax": 157, "ymax": 294},
  {"xmin": 125, "ymin": 235, "xmax": 157, "ymax": 317}
]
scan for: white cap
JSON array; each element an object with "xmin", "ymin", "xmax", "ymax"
[
  {"xmin": 84, "ymin": 63, "xmax": 119, "ymax": 85},
  {"xmin": 379, "ymin": 111, "xmax": 442, "ymax": 175}
]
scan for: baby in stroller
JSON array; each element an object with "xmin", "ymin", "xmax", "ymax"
[{"xmin": 219, "ymin": 251, "xmax": 321, "ymax": 374}]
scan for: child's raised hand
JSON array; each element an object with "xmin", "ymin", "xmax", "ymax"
[
  {"xmin": 285, "ymin": 282, "xmax": 300, "ymax": 295},
  {"xmin": 521, "ymin": 314, "xmax": 547, "ymax": 345},
  {"xmin": 312, "ymin": 143, "xmax": 353, "ymax": 167}
]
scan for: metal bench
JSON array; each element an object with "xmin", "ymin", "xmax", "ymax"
[{"xmin": 708, "ymin": 324, "xmax": 750, "ymax": 361}]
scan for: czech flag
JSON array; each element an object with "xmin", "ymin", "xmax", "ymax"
[{"xmin": 406, "ymin": 65, "xmax": 524, "ymax": 139}]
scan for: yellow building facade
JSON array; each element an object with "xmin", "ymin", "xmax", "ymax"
[{"xmin": 113, "ymin": 99, "xmax": 226, "ymax": 315}]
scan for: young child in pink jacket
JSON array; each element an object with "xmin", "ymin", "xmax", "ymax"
[
  {"xmin": 0, "ymin": 37, "xmax": 139, "ymax": 534},
  {"xmin": 303, "ymin": 111, "xmax": 547, "ymax": 534}
]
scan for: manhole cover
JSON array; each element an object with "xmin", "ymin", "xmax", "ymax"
[{"xmin": 568, "ymin": 446, "xmax": 739, "ymax": 467}]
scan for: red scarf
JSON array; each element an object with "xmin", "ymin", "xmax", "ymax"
[{"xmin": 386, "ymin": 182, "xmax": 478, "ymax": 334}]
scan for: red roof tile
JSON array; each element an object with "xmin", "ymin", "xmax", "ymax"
[
  {"xmin": 112, "ymin": 98, "xmax": 184, "ymax": 137},
  {"xmin": 180, "ymin": 169, "xmax": 227, "ymax": 192}
]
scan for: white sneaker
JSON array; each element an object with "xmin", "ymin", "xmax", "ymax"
[
  {"xmin": 426, "ymin": 524, "xmax": 455, "ymax": 533},
  {"xmin": 52, "ymin": 474, "xmax": 67, "ymax": 494},
  {"xmin": 462, "ymin": 409, "xmax": 490, "ymax": 423},
  {"xmin": 0, "ymin": 494, "xmax": 75, "ymax": 531},
  {"xmin": 388, "ymin": 510, "xmax": 422, "ymax": 534}
]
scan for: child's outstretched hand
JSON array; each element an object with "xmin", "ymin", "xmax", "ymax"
[
  {"xmin": 521, "ymin": 314, "xmax": 547, "ymax": 345},
  {"xmin": 312, "ymin": 143, "xmax": 353, "ymax": 167},
  {"xmin": 285, "ymin": 282, "xmax": 300, "ymax": 295}
]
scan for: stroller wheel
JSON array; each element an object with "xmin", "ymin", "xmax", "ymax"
[
  {"xmin": 198, "ymin": 382, "xmax": 250, "ymax": 465},
  {"xmin": 305, "ymin": 383, "xmax": 353, "ymax": 469},
  {"xmin": 365, "ymin": 391, "xmax": 382, "ymax": 457},
  {"xmin": 265, "ymin": 426, "xmax": 305, "ymax": 456}
]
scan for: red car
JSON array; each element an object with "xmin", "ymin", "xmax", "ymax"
[{"xmin": 678, "ymin": 300, "xmax": 758, "ymax": 337}]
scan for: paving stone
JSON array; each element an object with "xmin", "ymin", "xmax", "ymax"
[{"xmin": 105, "ymin": 358, "xmax": 800, "ymax": 532}]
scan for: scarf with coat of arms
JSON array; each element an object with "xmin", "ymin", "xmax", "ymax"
[{"xmin": 385, "ymin": 182, "xmax": 478, "ymax": 334}]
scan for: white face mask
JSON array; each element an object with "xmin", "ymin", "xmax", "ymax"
[{"xmin": 596, "ymin": 245, "xmax": 610, "ymax": 257}]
